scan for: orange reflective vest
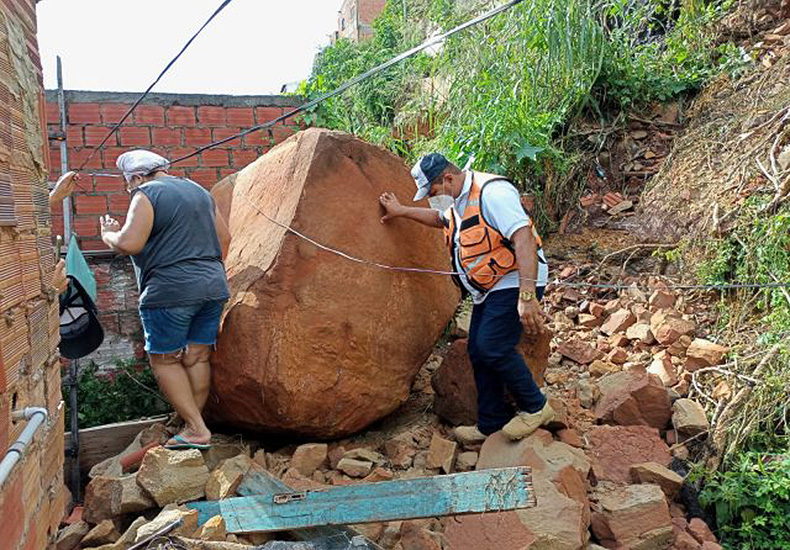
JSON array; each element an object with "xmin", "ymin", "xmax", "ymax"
[{"xmin": 443, "ymin": 172, "xmax": 544, "ymax": 292}]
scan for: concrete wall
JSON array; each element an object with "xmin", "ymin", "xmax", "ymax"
[
  {"xmin": 336, "ymin": 0, "xmax": 387, "ymax": 42},
  {"xmin": 44, "ymin": 91, "xmax": 302, "ymax": 366},
  {"xmin": 0, "ymin": 1, "xmax": 69, "ymax": 549}
]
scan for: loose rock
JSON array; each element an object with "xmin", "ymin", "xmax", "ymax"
[
  {"xmin": 196, "ymin": 515, "xmax": 227, "ymax": 541},
  {"xmin": 595, "ymin": 371, "xmax": 672, "ymax": 429},
  {"xmin": 558, "ymin": 338, "xmax": 604, "ymax": 365},
  {"xmin": 587, "ymin": 425, "xmax": 671, "ymax": 483},
  {"xmin": 591, "ymin": 484, "xmax": 673, "ymax": 550},
  {"xmin": 55, "ymin": 521, "xmax": 90, "ymax": 550},
  {"xmin": 601, "ymin": 309, "xmax": 637, "ymax": 336},
  {"xmin": 685, "ymin": 339, "xmax": 728, "ymax": 371},
  {"xmin": 456, "ymin": 451, "xmax": 479, "ymax": 472},
  {"xmin": 134, "ymin": 506, "xmax": 199, "ymax": 542},
  {"xmin": 672, "ymin": 399, "xmax": 709, "ymax": 437},
  {"xmin": 206, "ymin": 454, "xmax": 252, "ymax": 501},
  {"xmin": 337, "ymin": 458, "xmax": 373, "ymax": 478},
  {"xmin": 426, "ymin": 434, "xmax": 457, "ymax": 473},
  {"xmin": 136, "ymin": 447, "xmax": 210, "ymax": 506},
  {"xmin": 81, "ymin": 520, "xmax": 120, "ymax": 547},
  {"xmin": 630, "ymin": 462, "xmax": 684, "ymax": 499},
  {"xmin": 83, "ymin": 474, "xmax": 156, "ymax": 523},
  {"xmin": 291, "ymin": 443, "xmax": 328, "ymax": 477}
]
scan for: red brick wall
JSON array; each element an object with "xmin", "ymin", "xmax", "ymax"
[
  {"xmin": 44, "ymin": 91, "xmax": 303, "ymax": 366},
  {"xmin": 46, "ymin": 91, "xmax": 302, "ymax": 252},
  {"xmin": 0, "ymin": 1, "xmax": 69, "ymax": 549}
]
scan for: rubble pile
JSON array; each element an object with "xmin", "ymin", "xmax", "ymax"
[{"xmin": 56, "ymin": 271, "xmax": 729, "ymax": 550}]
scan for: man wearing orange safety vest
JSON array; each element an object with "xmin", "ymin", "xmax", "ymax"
[{"xmin": 379, "ymin": 153, "xmax": 553, "ymax": 444}]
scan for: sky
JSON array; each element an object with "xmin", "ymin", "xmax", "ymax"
[{"xmin": 37, "ymin": 0, "xmax": 341, "ymax": 95}]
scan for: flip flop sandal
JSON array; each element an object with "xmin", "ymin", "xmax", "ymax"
[{"xmin": 164, "ymin": 433, "xmax": 211, "ymax": 450}]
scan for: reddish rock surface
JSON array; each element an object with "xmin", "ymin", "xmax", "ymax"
[
  {"xmin": 210, "ymin": 172, "xmax": 237, "ymax": 228},
  {"xmin": 557, "ymin": 337, "xmax": 604, "ymax": 365},
  {"xmin": 587, "ymin": 425, "xmax": 671, "ymax": 483},
  {"xmin": 595, "ymin": 371, "xmax": 672, "ymax": 429},
  {"xmin": 209, "ymin": 129, "xmax": 460, "ymax": 437},
  {"xmin": 591, "ymin": 484, "xmax": 673, "ymax": 550},
  {"xmin": 432, "ymin": 334, "xmax": 549, "ymax": 426},
  {"xmin": 444, "ymin": 430, "xmax": 591, "ymax": 550}
]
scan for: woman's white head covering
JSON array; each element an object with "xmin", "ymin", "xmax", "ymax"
[{"xmin": 116, "ymin": 150, "xmax": 171, "ymax": 182}]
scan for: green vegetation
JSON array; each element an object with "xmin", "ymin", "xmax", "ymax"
[
  {"xmin": 700, "ymin": 453, "xmax": 790, "ymax": 550},
  {"xmin": 300, "ymin": 0, "xmax": 744, "ymax": 230},
  {"xmin": 63, "ymin": 359, "xmax": 170, "ymax": 429}
]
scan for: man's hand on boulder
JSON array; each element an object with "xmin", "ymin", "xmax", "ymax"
[{"xmin": 379, "ymin": 192, "xmax": 404, "ymax": 224}]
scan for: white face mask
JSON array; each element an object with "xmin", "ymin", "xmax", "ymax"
[{"xmin": 428, "ymin": 195, "xmax": 454, "ymax": 211}]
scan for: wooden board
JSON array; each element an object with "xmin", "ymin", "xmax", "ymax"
[
  {"xmin": 190, "ymin": 465, "xmax": 375, "ymax": 548},
  {"xmin": 189, "ymin": 467, "xmax": 534, "ymax": 534},
  {"xmin": 65, "ymin": 416, "xmax": 168, "ymax": 472}
]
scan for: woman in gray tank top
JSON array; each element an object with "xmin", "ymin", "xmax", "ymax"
[{"xmin": 100, "ymin": 150, "xmax": 230, "ymax": 450}]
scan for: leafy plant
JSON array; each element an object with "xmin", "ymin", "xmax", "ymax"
[
  {"xmin": 63, "ymin": 359, "xmax": 171, "ymax": 429},
  {"xmin": 699, "ymin": 453, "xmax": 790, "ymax": 550}
]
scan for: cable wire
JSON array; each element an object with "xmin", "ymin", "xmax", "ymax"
[
  {"xmin": 76, "ymin": 0, "xmax": 235, "ymax": 171},
  {"xmin": 166, "ymin": 0, "xmax": 528, "ymax": 166}
]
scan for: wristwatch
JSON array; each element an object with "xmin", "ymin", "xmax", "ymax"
[{"xmin": 519, "ymin": 290, "xmax": 536, "ymax": 302}]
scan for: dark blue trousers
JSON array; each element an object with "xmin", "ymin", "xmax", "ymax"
[{"xmin": 467, "ymin": 288, "xmax": 547, "ymax": 435}]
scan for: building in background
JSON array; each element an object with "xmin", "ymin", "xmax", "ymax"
[{"xmin": 334, "ymin": 0, "xmax": 387, "ymax": 43}]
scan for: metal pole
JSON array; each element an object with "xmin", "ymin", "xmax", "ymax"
[
  {"xmin": 57, "ymin": 55, "xmax": 80, "ymax": 500},
  {"xmin": 57, "ymin": 56, "xmax": 71, "ymax": 247}
]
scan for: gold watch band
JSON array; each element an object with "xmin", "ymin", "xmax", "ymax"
[{"xmin": 519, "ymin": 290, "xmax": 536, "ymax": 302}]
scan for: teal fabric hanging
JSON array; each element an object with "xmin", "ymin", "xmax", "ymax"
[{"xmin": 65, "ymin": 238, "xmax": 97, "ymax": 303}]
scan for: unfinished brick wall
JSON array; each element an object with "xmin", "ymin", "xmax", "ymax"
[
  {"xmin": 44, "ymin": 91, "xmax": 302, "ymax": 366},
  {"xmin": 0, "ymin": 2, "xmax": 69, "ymax": 549}
]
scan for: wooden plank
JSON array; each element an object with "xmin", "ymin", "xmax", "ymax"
[
  {"xmin": 189, "ymin": 465, "xmax": 375, "ymax": 548},
  {"xmin": 204, "ymin": 467, "xmax": 535, "ymax": 534},
  {"xmin": 65, "ymin": 416, "xmax": 168, "ymax": 472}
]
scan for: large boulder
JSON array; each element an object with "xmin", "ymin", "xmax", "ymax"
[
  {"xmin": 444, "ymin": 429, "xmax": 591, "ymax": 550},
  {"xmin": 209, "ymin": 129, "xmax": 459, "ymax": 437}
]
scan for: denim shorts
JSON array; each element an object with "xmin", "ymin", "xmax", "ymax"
[{"xmin": 139, "ymin": 299, "xmax": 226, "ymax": 355}]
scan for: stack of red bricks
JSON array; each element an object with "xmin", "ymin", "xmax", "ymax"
[
  {"xmin": 0, "ymin": 2, "xmax": 71, "ymax": 549},
  {"xmin": 46, "ymin": 91, "xmax": 302, "ymax": 250}
]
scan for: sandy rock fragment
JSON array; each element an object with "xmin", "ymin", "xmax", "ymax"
[
  {"xmin": 602, "ymin": 309, "xmax": 636, "ymax": 336},
  {"xmin": 196, "ymin": 515, "xmax": 228, "ymax": 541},
  {"xmin": 684, "ymin": 338, "xmax": 729, "ymax": 371},
  {"xmin": 672, "ymin": 399, "xmax": 709, "ymax": 437},
  {"xmin": 135, "ymin": 506, "xmax": 199, "ymax": 542},
  {"xmin": 591, "ymin": 484, "xmax": 673, "ymax": 550},
  {"xmin": 688, "ymin": 518, "xmax": 717, "ymax": 545},
  {"xmin": 136, "ymin": 447, "xmax": 210, "ymax": 506},
  {"xmin": 558, "ymin": 338, "xmax": 604, "ymax": 364},
  {"xmin": 651, "ymin": 311, "xmax": 696, "ymax": 345},
  {"xmin": 337, "ymin": 458, "xmax": 373, "ymax": 478},
  {"xmin": 626, "ymin": 323, "xmax": 655, "ymax": 344},
  {"xmin": 81, "ymin": 520, "xmax": 121, "ymax": 547},
  {"xmin": 595, "ymin": 371, "xmax": 671, "ymax": 429},
  {"xmin": 291, "ymin": 443, "xmax": 328, "ymax": 477},
  {"xmin": 647, "ymin": 351, "xmax": 678, "ymax": 386},
  {"xmin": 426, "ymin": 434, "xmax": 457, "ymax": 473},
  {"xmin": 83, "ymin": 474, "xmax": 156, "ymax": 523},
  {"xmin": 206, "ymin": 454, "xmax": 252, "ymax": 500},
  {"xmin": 456, "ymin": 451, "xmax": 479, "ymax": 472},
  {"xmin": 55, "ymin": 521, "xmax": 90, "ymax": 550},
  {"xmin": 630, "ymin": 462, "xmax": 684, "ymax": 499},
  {"xmin": 649, "ymin": 290, "xmax": 676, "ymax": 310}
]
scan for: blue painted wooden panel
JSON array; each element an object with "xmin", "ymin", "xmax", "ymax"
[
  {"xmin": 214, "ymin": 467, "xmax": 534, "ymax": 533},
  {"xmin": 188, "ymin": 464, "xmax": 376, "ymax": 548}
]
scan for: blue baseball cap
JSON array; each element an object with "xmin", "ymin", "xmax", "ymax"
[{"xmin": 411, "ymin": 153, "xmax": 449, "ymax": 201}]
